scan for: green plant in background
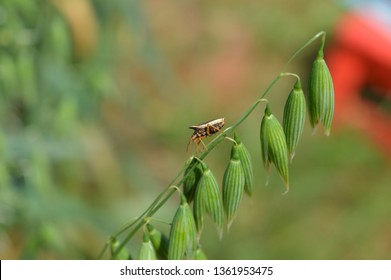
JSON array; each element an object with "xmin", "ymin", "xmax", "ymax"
[
  {"xmin": 0, "ymin": 0, "xmax": 157, "ymax": 259},
  {"xmin": 102, "ymin": 31, "xmax": 335, "ymax": 260}
]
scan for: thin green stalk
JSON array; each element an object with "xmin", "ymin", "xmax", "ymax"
[
  {"xmin": 111, "ymin": 159, "xmax": 190, "ymax": 237},
  {"xmin": 97, "ymin": 242, "xmax": 109, "ymax": 260},
  {"xmin": 281, "ymin": 72, "xmax": 301, "ymax": 83},
  {"xmin": 224, "ymin": 137, "xmax": 237, "ymax": 145},
  {"xmin": 282, "ymin": 31, "xmax": 326, "ymax": 72},
  {"xmin": 110, "ymin": 187, "xmax": 178, "ymax": 259},
  {"xmin": 112, "ymin": 186, "xmax": 173, "ymax": 237}
]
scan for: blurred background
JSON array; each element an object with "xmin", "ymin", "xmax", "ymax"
[{"xmin": 1, "ymin": 0, "xmax": 391, "ymax": 259}]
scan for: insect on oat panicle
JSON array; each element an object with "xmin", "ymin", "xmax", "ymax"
[{"xmin": 187, "ymin": 118, "xmax": 225, "ymax": 153}]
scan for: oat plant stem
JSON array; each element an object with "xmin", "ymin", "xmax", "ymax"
[{"xmin": 104, "ymin": 31, "xmax": 326, "ymax": 259}]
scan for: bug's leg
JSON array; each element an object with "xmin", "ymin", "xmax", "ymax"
[
  {"xmin": 192, "ymin": 139, "xmax": 198, "ymax": 154},
  {"xmin": 186, "ymin": 137, "xmax": 193, "ymax": 153},
  {"xmin": 212, "ymin": 124, "xmax": 223, "ymax": 133},
  {"xmin": 193, "ymin": 138, "xmax": 207, "ymax": 153},
  {"xmin": 205, "ymin": 124, "xmax": 211, "ymax": 136},
  {"xmin": 207, "ymin": 123, "xmax": 223, "ymax": 135},
  {"xmin": 199, "ymin": 138, "xmax": 208, "ymax": 152},
  {"xmin": 195, "ymin": 139, "xmax": 202, "ymax": 153}
]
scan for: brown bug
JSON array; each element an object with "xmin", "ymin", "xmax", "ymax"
[{"xmin": 187, "ymin": 118, "xmax": 225, "ymax": 152}]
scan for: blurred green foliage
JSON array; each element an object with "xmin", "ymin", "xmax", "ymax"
[{"xmin": 1, "ymin": 0, "xmax": 390, "ymax": 259}]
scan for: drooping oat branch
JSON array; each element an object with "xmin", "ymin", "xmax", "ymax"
[{"xmin": 102, "ymin": 30, "xmax": 332, "ymax": 260}]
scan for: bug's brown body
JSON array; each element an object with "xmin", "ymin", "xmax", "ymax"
[{"xmin": 187, "ymin": 118, "xmax": 225, "ymax": 152}]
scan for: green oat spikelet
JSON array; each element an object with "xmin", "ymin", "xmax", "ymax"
[
  {"xmin": 283, "ymin": 79, "xmax": 306, "ymax": 162},
  {"xmin": 234, "ymin": 133, "xmax": 254, "ymax": 196},
  {"xmin": 193, "ymin": 180, "xmax": 206, "ymax": 238},
  {"xmin": 260, "ymin": 104, "xmax": 290, "ymax": 193},
  {"xmin": 183, "ymin": 157, "xmax": 203, "ymax": 203},
  {"xmin": 193, "ymin": 161, "xmax": 224, "ymax": 239},
  {"xmin": 222, "ymin": 143, "xmax": 245, "ymax": 230},
  {"xmin": 260, "ymin": 111, "xmax": 271, "ymax": 174},
  {"xmin": 308, "ymin": 47, "xmax": 334, "ymax": 136},
  {"xmin": 195, "ymin": 245, "xmax": 208, "ymax": 260},
  {"xmin": 168, "ymin": 194, "xmax": 197, "ymax": 260},
  {"xmin": 138, "ymin": 231, "xmax": 157, "ymax": 260},
  {"xmin": 147, "ymin": 224, "xmax": 169, "ymax": 260},
  {"xmin": 109, "ymin": 237, "xmax": 130, "ymax": 260}
]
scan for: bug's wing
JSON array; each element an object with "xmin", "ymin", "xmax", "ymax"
[{"xmin": 189, "ymin": 125, "xmax": 202, "ymax": 129}]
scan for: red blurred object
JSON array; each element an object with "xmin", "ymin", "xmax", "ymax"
[{"xmin": 327, "ymin": 12, "xmax": 391, "ymax": 157}]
